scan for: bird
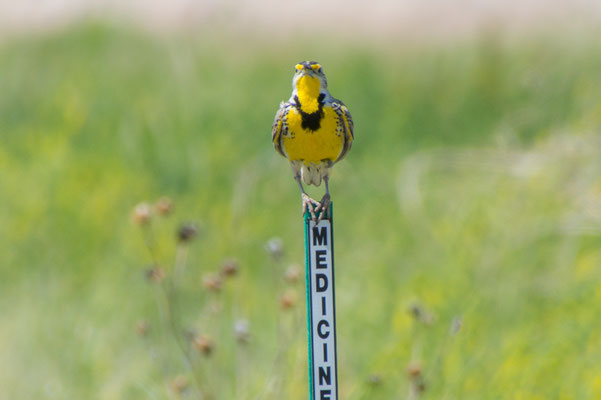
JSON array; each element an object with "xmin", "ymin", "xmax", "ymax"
[{"xmin": 271, "ymin": 61, "xmax": 354, "ymax": 222}]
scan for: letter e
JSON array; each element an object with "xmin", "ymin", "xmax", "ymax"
[{"xmin": 315, "ymin": 250, "xmax": 327, "ymax": 269}]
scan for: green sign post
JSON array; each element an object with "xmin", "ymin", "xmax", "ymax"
[{"xmin": 304, "ymin": 205, "xmax": 339, "ymax": 400}]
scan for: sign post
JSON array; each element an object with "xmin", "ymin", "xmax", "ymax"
[{"xmin": 304, "ymin": 205, "xmax": 339, "ymax": 400}]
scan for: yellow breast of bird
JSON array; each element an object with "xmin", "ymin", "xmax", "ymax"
[{"xmin": 283, "ymin": 106, "xmax": 343, "ymax": 164}]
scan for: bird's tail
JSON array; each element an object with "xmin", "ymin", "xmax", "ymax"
[{"xmin": 301, "ymin": 163, "xmax": 323, "ymax": 186}]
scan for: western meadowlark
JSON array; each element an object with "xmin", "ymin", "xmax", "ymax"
[{"xmin": 272, "ymin": 61, "xmax": 354, "ymax": 221}]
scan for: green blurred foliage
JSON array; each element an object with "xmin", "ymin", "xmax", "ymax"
[{"xmin": 1, "ymin": 23, "xmax": 601, "ymax": 399}]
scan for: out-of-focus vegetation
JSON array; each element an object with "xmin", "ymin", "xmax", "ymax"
[{"xmin": 1, "ymin": 23, "xmax": 601, "ymax": 399}]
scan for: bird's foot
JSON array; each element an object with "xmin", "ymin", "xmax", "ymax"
[
  {"xmin": 315, "ymin": 193, "xmax": 331, "ymax": 223},
  {"xmin": 302, "ymin": 193, "xmax": 321, "ymax": 222}
]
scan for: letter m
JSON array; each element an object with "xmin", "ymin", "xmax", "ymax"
[{"xmin": 313, "ymin": 226, "xmax": 327, "ymax": 246}]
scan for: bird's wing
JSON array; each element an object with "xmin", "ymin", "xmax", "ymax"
[
  {"xmin": 271, "ymin": 101, "xmax": 292, "ymax": 158},
  {"xmin": 332, "ymin": 99, "xmax": 354, "ymax": 162}
]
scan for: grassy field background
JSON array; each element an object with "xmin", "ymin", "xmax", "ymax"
[{"xmin": 2, "ymin": 23, "xmax": 601, "ymax": 399}]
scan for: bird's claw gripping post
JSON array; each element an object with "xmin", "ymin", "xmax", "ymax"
[
  {"xmin": 303, "ymin": 195, "xmax": 332, "ymax": 223},
  {"xmin": 302, "ymin": 193, "xmax": 321, "ymax": 222},
  {"xmin": 315, "ymin": 193, "xmax": 331, "ymax": 223}
]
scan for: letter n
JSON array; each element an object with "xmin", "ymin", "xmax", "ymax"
[{"xmin": 319, "ymin": 366, "xmax": 331, "ymax": 386}]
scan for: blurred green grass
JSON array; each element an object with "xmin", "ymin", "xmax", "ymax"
[{"xmin": 1, "ymin": 23, "xmax": 601, "ymax": 399}]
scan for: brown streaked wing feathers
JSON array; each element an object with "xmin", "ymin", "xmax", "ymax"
[
  {"xmin": 271, "ymin": 102, "xmax": 289, "ymax": 157},
  {"xmin": 332, "ymin": 99, "xmax": 354, "ymax": 163}
]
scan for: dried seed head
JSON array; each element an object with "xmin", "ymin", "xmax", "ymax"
[
  {"xmin": 284, "ymin": 264, "xmax": 301, "ymax": 284},
  {"xmin": 156, "ymin": 197, "xmax": 173, "ymax": 216},
  {"xmin": 177, "ymin": 223, "xmax": 198, "ymax": 243},
  {"xmin": 135, "ymin": 319, "xmax": 150, "ymax": 336},
  {"xmin": 265, "ymin": 237, "xmax": 283, "ymax": 261},
  {"xmin": 221, "ymin": 258, "xmax": 239, "ymax": 278},
  {"xmin": 450, "ymin": 316, "xmax": 463, "ymax": 335},
  {"xmin": 409, "ymin": 303, "xmax": 421, "ymax": 319},
  {"xmin": 408, "ymin": 302, "xmax": 434, "ymax": 326},
  {"xmin": 279, "ymin": 290, "xmax": 297, "ymax": 310},
  {"xmin": 234, "ymin": 319, "xmax": 250, "ymax": 344},
  {"xmin": 193, "ymin": 335, "xmax": 214, "ymax": 356},
  {"xmin": 407, "ymin": 362, "xmax": 426, "ymax": 395},
  {"xmin": 406, "ymin": 362, "xmax": 422, "ymax": 379},
  {"xmin": 169, "ymin": 375, "xmax": 188, "ymax": 395},
  {"xmin": 132, "ymin": 202, "xmax": 151, "ymax": 226},
  {"xmin": 203, "ymin": 274, "xmax": 223, "ymax": 292},
  {"xmin": 145, "ymin": 266, "xmax": 165, "ymax": 283},
  {"xmin": 367, "ymin": 374, "xmax": 383, "ymax": 386}
]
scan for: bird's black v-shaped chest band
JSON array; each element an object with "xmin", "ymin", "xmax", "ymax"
[{"xmin": 294, "ymin": 93, "xmax": 326, "ymax": 131}]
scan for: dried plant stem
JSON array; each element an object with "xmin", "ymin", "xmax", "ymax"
[
  {"xmin": 256, "ymin": 310, "xmax": 293, "ymax": 400},
  {"xmin": 161, "ymin": 283, "xmax": 207, "ymax": 400},
  {"xmin": 142, "ymin": 224, "xmax": 158, "ymax": 264},
  {"xmin": 173, "ymin": 244, "xmax": 189, "ymax": 285},
  {"xmin": 143, "ymin": 226, "xmax": 205, "ymax": 399}
]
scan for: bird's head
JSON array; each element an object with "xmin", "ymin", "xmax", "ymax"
[{"xmin": 291, "ymin": 61, "xmax": 328, "ymax": 92}]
